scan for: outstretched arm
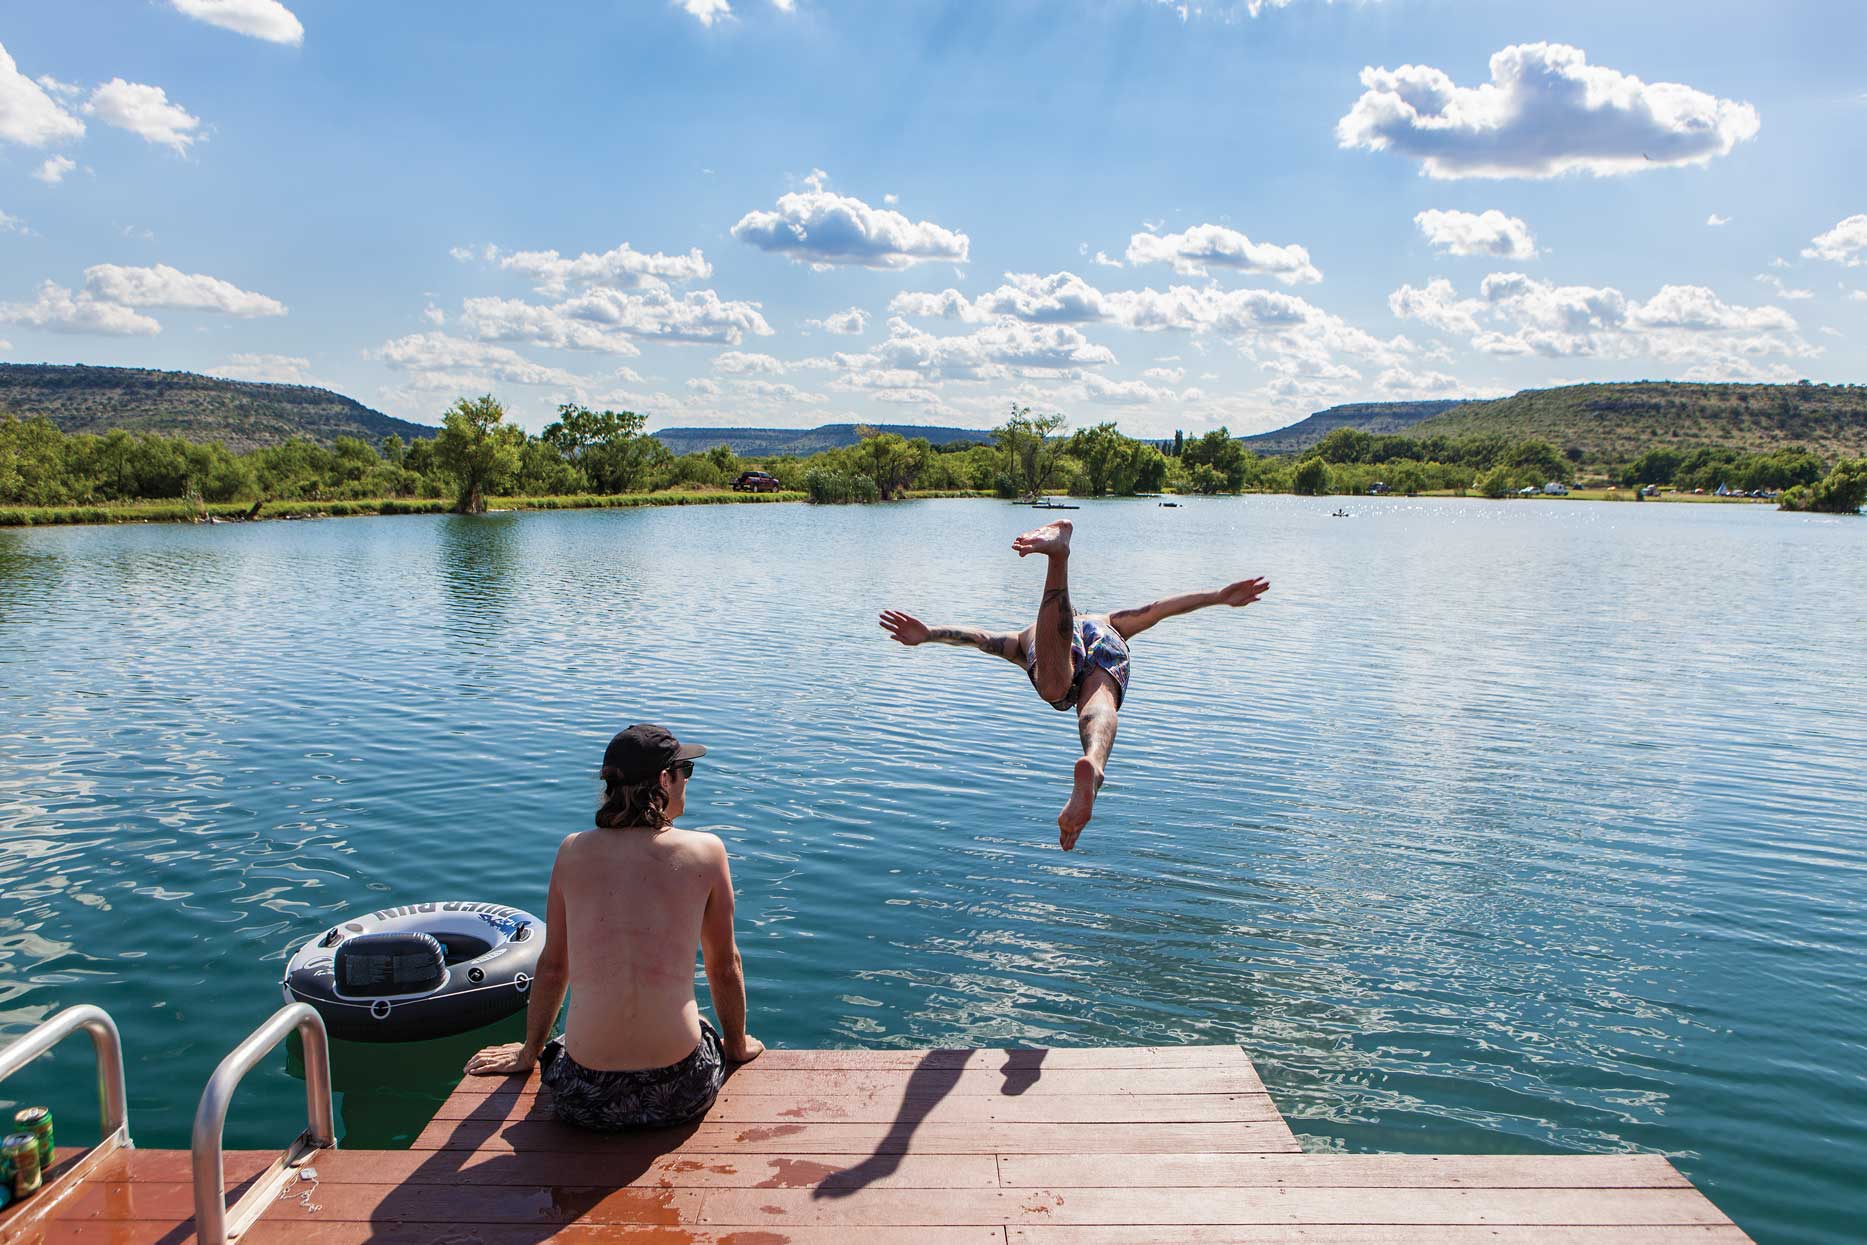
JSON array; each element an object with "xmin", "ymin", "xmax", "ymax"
[
  {"xmin": 879, "ymin": 610, "xmax": 1025, "ymax": 664},
  {"xmin": 1107, "ymin": 577, "xmax": 1269, "ymax": 641}
]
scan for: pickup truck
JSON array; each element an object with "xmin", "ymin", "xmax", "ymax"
[{"xmin": 732, "ymin": 471, "xmax": 782, "ymax": 493}]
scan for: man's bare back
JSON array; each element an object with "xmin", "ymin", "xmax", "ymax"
[
  {"xmin": 554, "ymin": 824, "xmax": 733, "ymax": 1069},
  {"xmin": 466, "ymin": 724, "xmax": 761, "ymax": 1093}
]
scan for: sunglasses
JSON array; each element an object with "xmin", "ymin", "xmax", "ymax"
[{"xmin": 668, "ymin": 759, "xmax": 696, "ymax": 779}]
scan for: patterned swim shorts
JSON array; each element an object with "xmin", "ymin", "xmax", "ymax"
[
  {"xmin": 1025, "ymin": 616, "xmax": 1131, "ymax": 712},
  {"xmin": 540, "ymin": 1020, "xmax": 725, "ymax": 1131}
]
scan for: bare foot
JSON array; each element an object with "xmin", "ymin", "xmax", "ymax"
[
  {"xmin": 1013, "ymin": 519, "xmax": 1073, "ymax": 558},
  {"xmin": 1057, "ymin": 756, "xmax": 1102, "ymax": 851}
]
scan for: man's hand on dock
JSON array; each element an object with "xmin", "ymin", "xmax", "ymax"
[
  {"xmin": 465, "ymin": 1041, "xmax": 537, "ymax": 1076},
  {"xmin": 725, "ymin": 1033, "xmax": 766, "ymax": 1063}
]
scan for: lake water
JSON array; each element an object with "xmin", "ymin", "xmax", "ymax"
[{"xmin": 1, "ymin": 496, "xmax": 1862, "ymax": 1243}]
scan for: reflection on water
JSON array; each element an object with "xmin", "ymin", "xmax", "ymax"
[
  {"xmin": 0, "ymin": 500, "xmax": 1863, "ymax": 1245},
  {"xmin": 285, "ymin": 1017, "xmax": 525, "ymax": 1148},
  {"xmin": 438, "ymin": 513, "xmax": 520, "ymax": 645}
]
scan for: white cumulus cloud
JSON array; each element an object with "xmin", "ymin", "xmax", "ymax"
[
  {"xmin": 713, "ymin": 350, "xmax": 784, "ymax": 374},
  {"xmin": 86, "ymin": 79, "xmax": 203, "ymax": 152},
  {"xmin": 1389, "ymin": 271, "xmax": 1804, "ymax": 365},
  {"xmin": 460, "ymin": 284, "xmax": 772, "ymax": 352},
  {"xmin": 0, "ymin": 280, "xmax": 162, "ymax": 336},
  {"xmin": 458, "ymin": 297, "xmax": 644, "ymax": 355},
  {"xmin": 732, "ymin": 171, "xmax": 969, "ymax": 270},
  {"xmin": 83, "ymin": 264, "xmax": 285, "ymax": 316},
  {"xmin": 210, "ymin": 353, "xmax": 314, "ymax": 384},
  {"xmin": 805, "ymin": 306, "xmax": 868, "ymax": 335},
  {"xmin": 1082, "ymin": 372, "xmax": 1175, "ymax": 405},
  {"xmin": 1707, "ymin": 213, "xmax": 1730, "ymax": 227},
  {"xmin": 33, "ymin": 154, "xmax": 76, "ymax": 184},
  {"xmin": 1755, "ymin": 272, "xmax": 1813, "ymax": 301},
  {"xmin": 676, "ymin": 0, "xmax": 733, "ymax": 25},
  {"xmin": 1414, "ymin": 209, "xmax": 1538, "ymax": 259},
  {"xmin": 1802, "ymin": 215, "xmax": 1867, "ymax": 267},
  {"xmin": 1146, "ymin": 0, "xmax": 1375, "ymax": 17},
  {"xmin": 672, "ymin": 0, "xmax": 793, "ymax": 25},
  {"xmin": 478, "ymin": 241, "xmax": 712, "ymax": 296},
  {"xmin": 1375, "ymin": 366, "xmax": 1466, "ymax": 397},
  {"xmin": 372, "ymin": 332, "xmax": 582, "ymax": 389},
  {"xmin": 0, "ymin": 43, "xmax": 86, "ymax": 147},
  {"xmin": 0, "ymin": 209, "xmax": 29, "ymax": 236},
  {"xmin": 1337, "ymin": 42, "xmax": 1760, "ymax": 179},
  {"xmin": 169, "ymin": 0, "xmax": 304, "ymax": 45},
  {"xmin": 1124, "ymin": 224, "xmax": 1322, "ymax": 283}
]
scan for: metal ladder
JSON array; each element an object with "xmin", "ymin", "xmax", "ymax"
[
  {"xmin": 0, "ymin": 1004, "xmax": 132, "ymax": 1221},
  {"xmin": 0, "ymin": 1001, "xmax": 337, "ymax": 1245}
]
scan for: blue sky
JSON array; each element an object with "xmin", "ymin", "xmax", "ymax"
[{"xmin": 2, "ymin": 0, "xmax": 1863, "ymax": 437}]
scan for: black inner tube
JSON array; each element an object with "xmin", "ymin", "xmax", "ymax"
[{"xmin": 431, "ymin": 932, "xmax": 494, "ymax": 964}]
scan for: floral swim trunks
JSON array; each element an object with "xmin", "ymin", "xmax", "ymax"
[
  {"xmin": 540, "ymin": 1019, "xmax": 725, "ymax": 1131},
  {"xmin": 1024, "ymin": 616, "xmax": 1131, "ymax": 712}
]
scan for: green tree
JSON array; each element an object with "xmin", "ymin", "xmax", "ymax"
[
  {"xmin": 1181, "ymin": 428, "xmax": 1250, "ymax": 492},
  {"xmin": 995, "ymin": 405, "xmax": 1069, "ymax": 498},
  {"xmin": 1622, "ymin": 447, "xmax": 1684, "ymax": 486},
  {"xmin": 1312, "ymin": 427, "xmax": 1374, "ymax": 464},
  {"xmin": 433, "ymin": 394, "xmax": 523, "ymax": 513},
  {"xmin": 1069, "ymin": 422, "xmax": 1131, "ymax": 497},
  {"xmin": 1186, "ymin": 463, "xmax": 1227, "ymax": 495},
  {"xmin": 1476, "ymin": 464, "xmax": 1516, "ymax": 498},
  {"xmin": 1126, "ymin": 441, "xmax": 1169, "ymax": 494},
  {"xmin": 1507, "ymin": 438, "xmax": 1570, "ymax": 484},
  {"xmin": 517, "ymin": 436, "xmax": 586, "ymax": 495},
  {"xmin": 1780, "ymin": 457, "xmax": 1867, "ymax": 514},
  {"xmin": 1291, "ymin": 457, "xmax": 1333, "ymax": 495},
  {"xmin": 540, "ymin": 404, "xmax": 662, "ymax": 493},
  {"xmin": 850, "ymin": 428, "xmax": 926, "ymax": 499}
]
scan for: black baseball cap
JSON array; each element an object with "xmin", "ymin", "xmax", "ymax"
[{"xmin": 603, "ymin": 724, "xmax": 707, "ymax": 783}]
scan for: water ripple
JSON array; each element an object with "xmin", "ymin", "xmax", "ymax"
[{"xmin": 0, "ymin": 500, "xmax": 1862, "ymax": 1244}]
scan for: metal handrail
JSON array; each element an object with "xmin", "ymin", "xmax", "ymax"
[
  {"xmin": 191, "ymin": 1002, "xmax": 336, "ymax": 1245},
  {"xmin": 0, "ymin": 1003, "xmax": 131, "ymax": 1147}
]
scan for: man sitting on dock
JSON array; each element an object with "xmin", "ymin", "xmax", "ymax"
[
  {"xmin": 465, "ymin": 724, "xmax": 763, "ymax": 1128},
  {"xmin": 879, "ymin": 519, "xmax": 1270, "ymax": 851}
]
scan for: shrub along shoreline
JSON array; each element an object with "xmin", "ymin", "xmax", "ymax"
[
  {"xmin": 0, "ymin": 484, "xmax": 1792, "ymax": 529},
  {"xmin": 5, "ymin": 391, "xmax": 1862, "ymax": 523},
  {"xmin": 0, "ymin": 489, "xmax": 818, "ymax": 527}
]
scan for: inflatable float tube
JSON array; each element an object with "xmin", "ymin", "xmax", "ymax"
[{"xmin": 281, "ymin": 901, "xmax": 544, "ymax": 1042}]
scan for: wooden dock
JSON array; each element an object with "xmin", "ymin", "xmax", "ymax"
[{"xmin": 2, "ymin": 1044, "xmax": 1753, "ymax": 1243}]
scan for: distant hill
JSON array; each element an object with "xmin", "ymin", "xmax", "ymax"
[
  {"xmin": 651, "ymin": 423, "xmax": 994, "ymax": 456},
  {"xmin": 0, "ymin": 363, "xmax": 435, "ymax": 453},
  {"xmin": 1408, "ymin": 382, "xmax": 1867, "ymax": 466},
  {"xmin": 1240, "ymin": 400, "xmax": 1468, "ymax": 454}
]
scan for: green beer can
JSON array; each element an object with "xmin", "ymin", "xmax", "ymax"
[
  {"xmin": 12, "ymin": 1107, "xmax": 52, "ymax": 1167},
  {"xmin": 3, "ymin": 1132, "xmax": 40, "ymax": 1197}
]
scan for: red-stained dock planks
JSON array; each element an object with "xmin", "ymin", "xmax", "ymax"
[{"xmin": 0, "ymin": 1044, "xmax": 1754, "ymax": 1244}]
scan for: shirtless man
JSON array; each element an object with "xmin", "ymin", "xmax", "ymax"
[
  {"xmin": 465, "ymin": 724, "xmax": 763, "ymax": 1129},
  {"xmin": 880, "ymin": 519, "xmax": 1269, "ymax": 851}
]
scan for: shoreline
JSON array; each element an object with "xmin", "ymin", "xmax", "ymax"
[
  {"xmin": 0, "ymin": 485, "xmax": 1789, "ymax": 528},
  {"xmin": 0, "ymin": 489, "xmax": 810, "ymax": 527}
]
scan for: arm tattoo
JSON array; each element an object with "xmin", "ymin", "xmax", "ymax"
[{"xmin": 927, "ymin": 626, "xmax": 1012, "ymax": 657}]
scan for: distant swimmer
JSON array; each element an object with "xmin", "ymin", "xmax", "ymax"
[{"xmin": 879, "ymin": 519, "xmax": 1269, "ymax": 851}]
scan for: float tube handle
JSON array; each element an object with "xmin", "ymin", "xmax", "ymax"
[{"xmin": 191, "ymin": 1002, "xmax": 336, "ymax": 1245}]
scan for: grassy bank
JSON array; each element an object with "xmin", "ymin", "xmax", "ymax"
[
  {"xmin": 0, "ymin": 488, "xmax": 808, "ymax": 527},
  {"xmin": 2, "ymin": 484, "xmax": 1791, "ymax": 527}
]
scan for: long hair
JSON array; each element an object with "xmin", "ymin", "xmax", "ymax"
[{"xmin": 595, "ymin": 765, "xmax": 670, "ymax": 830}]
